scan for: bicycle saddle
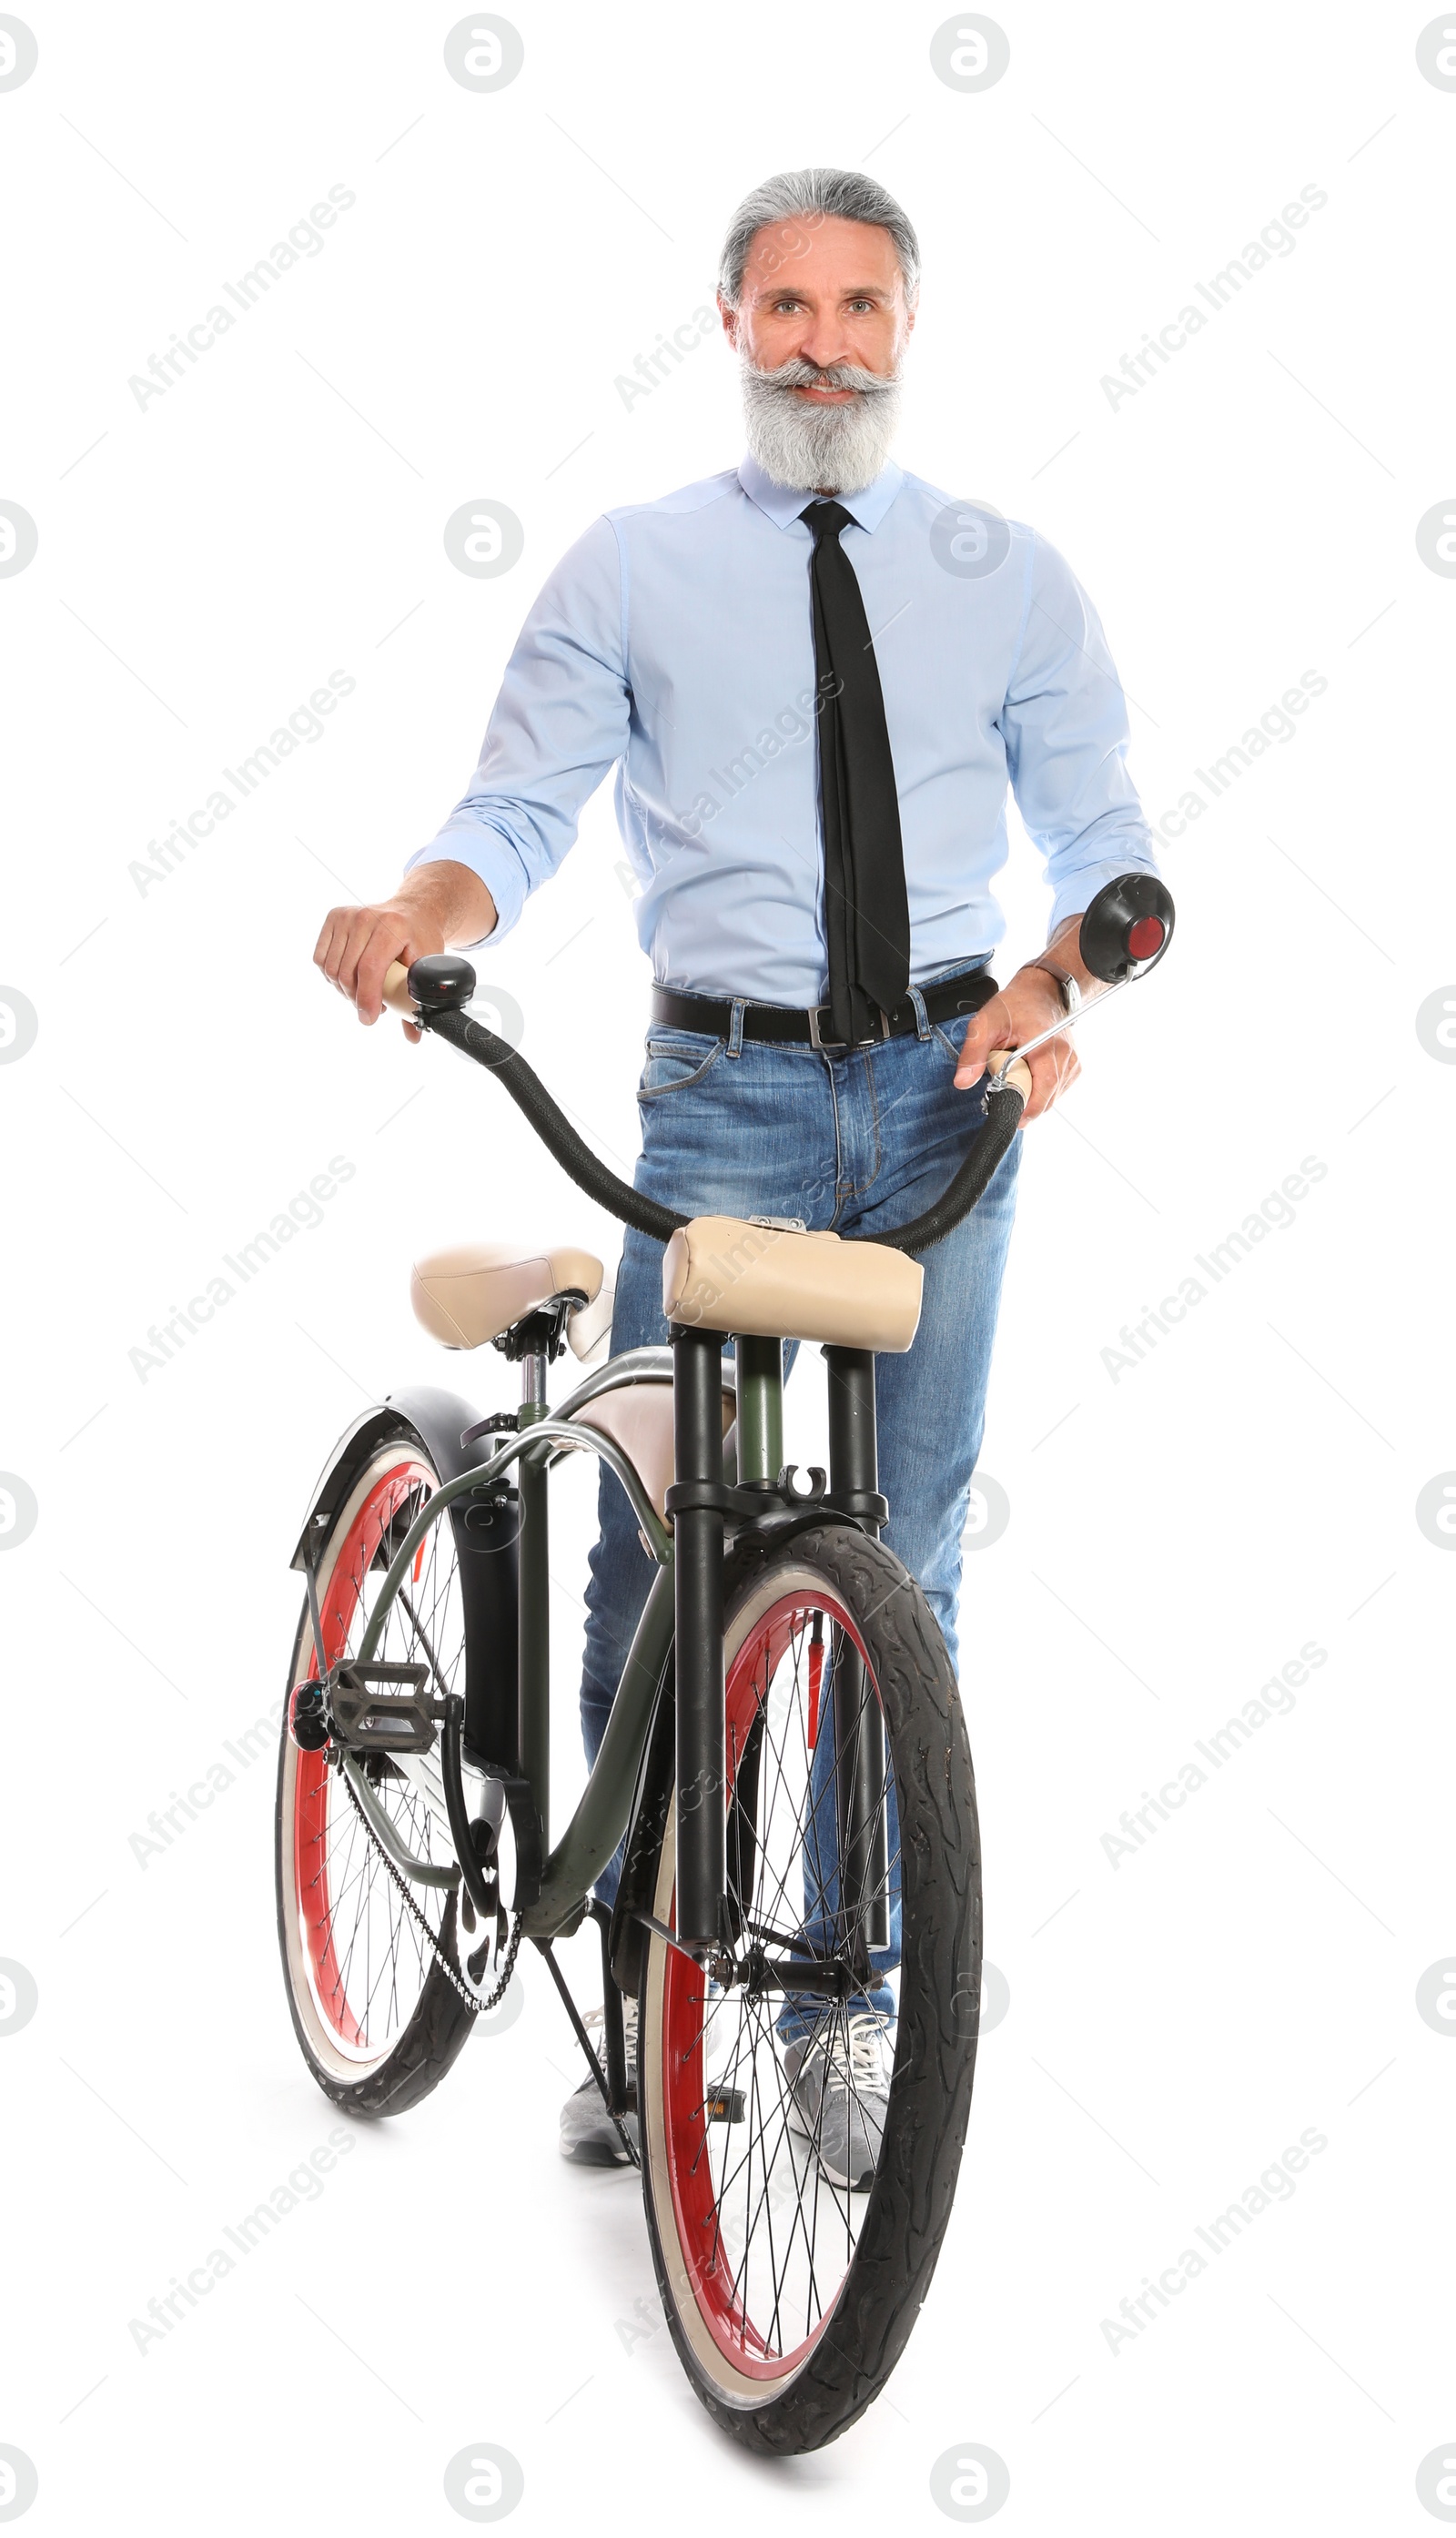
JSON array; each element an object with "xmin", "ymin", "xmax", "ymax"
[{"xmin": 410, "ymin": 1239, "xmax": 604, "ymax": 1351}]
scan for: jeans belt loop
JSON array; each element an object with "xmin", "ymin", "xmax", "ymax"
[
  {"xmin": 906, "ymin": 986, "xmax": 931, "ymax": 1041},
  {"xmin": 726, "ymin": 996, "xmax": 746, "ymax": 1058}
]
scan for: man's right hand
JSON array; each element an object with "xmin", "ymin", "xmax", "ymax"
[{"xmin": 313, "ymin": 862, "xmax": 497, "ymax": 1032}]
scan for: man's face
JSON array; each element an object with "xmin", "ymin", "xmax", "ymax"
[
  {"xmin": 719, "ymin": 214, "xmax": 914, "ymax": 386},
  {"xmin": 722, "ymin": 213, "xmax": 915, "ymax": 493}
]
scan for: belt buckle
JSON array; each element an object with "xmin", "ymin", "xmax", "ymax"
[{"xmin": 807, "ymin": 1004, "xmax": 892, "ymax": 1051}]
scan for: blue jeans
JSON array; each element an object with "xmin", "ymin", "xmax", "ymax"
[{"xmin": 580, "ymin": 971, "xmax": 1021, "ymax": 2037}]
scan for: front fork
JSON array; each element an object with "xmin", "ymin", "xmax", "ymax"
[
  {"xmin": 669, "ymin": 1326, "xmax": 890, "ymax": 1960},
  {"xmin": 671, "ymin": 1323, "xmax": 729, "ymax": 1949},
  {"xmin": 824, "ymin": 1347, "xmax": 891, "ymax": 1961}
]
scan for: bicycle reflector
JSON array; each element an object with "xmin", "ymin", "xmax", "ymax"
[{"xmin": 1078, "ymin": 874, "xmax": 1176, "ymax": 983}]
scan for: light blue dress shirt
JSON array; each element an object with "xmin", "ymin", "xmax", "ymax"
[{"xmin": 409, "ymin": 453, "xmax": 1158, "ymax": 1006}]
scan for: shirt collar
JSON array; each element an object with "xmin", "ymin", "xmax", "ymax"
[{"xmin": 738, "ymin": 450, "xmax": 905, "ymax": 535}]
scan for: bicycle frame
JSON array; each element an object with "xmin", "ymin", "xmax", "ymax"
[
  {"xmin": 347, "ymin": 1321, "xmax": 887, "ymax": 1960},
  {"xmin": 328, "ymin": 896, "xmax": 1188, "ymax": 1986}
]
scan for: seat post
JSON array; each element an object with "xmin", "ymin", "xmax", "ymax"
[
  {"xmin": 671, "ymin": 1320, "xmax": 728, "ymax": 1951},
  {"xmin": 824, "ymin": 1346, "xmax": 891, "ymax": 1957}
]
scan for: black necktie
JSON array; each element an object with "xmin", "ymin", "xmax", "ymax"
[{"xmin": 802, "ymin": 499, "xmax": 911, "ymax": 1045}]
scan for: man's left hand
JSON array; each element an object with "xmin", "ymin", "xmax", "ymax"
[{"xmin": 955, "ymin": 966, "xmax": 1079, "ymax": 1120}]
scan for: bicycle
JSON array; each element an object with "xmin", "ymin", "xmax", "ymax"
[{"xmin": 275, "ymin": 871, "xmax": 1174, "ymax": 2452}]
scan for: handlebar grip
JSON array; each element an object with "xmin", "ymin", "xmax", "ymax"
[
  {"xmin": 987, "ymin": 1048, "xmax": 1033, "ymax": 1100},
  {"xmin": 381, "ymin": 961, "xmax": 414, "ymax": 1016}
]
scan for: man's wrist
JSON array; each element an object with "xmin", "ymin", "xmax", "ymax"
[
  {"xmin": 391, "ymin": 860, "xmax": 497, "ymax": 946},
  {"xmin": 1021, "ymin": 955, "xmax": 1082, "ymax": 1019},
  {"xmin": 1043, "ymin": 911, "xmax": 1099, "ymax": 994}
]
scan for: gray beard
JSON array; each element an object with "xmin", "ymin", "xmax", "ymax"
[{"xmin": 739, "ymin": 352, "xmax": 903, "ymax": 495}]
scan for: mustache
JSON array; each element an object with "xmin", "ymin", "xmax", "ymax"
[{"xmin": 743, "ymin": 354, "xmax": 900, "ymax": 398}]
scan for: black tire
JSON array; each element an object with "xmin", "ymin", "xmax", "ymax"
[
  {"xmin": 636, "ymin": 1522, "xmax": 981, "ymax": 2453},
  {"xmin": 274, "ymin": 1417, "xmax": 477, "ymax": 2118}
]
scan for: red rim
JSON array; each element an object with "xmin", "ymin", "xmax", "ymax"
[
  {"xmin": 657, "ymin": 1585, "xmax": 881, "ymax": 2382},
  {"xmin": 291, "ymin": 1454, "xmax": 430, "ymax": 2047}
]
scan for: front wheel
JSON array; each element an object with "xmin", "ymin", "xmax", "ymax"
[{"xmin": 638, "ymin": 1523, "xmax": 982, "ymax": 2453}]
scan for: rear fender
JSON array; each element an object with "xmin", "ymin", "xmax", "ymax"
[{"xmin": 288, "ymin": 1385, "xmax": 520, "ymax": 1768}]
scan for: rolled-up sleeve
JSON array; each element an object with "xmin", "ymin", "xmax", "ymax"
[
  {"xmin": 406, "ymin": 514, "xmax": 629, "ymax": 944},
  {"xmin": 999, "ymin": 532, "xmax": 1158, "ymax": 940}
]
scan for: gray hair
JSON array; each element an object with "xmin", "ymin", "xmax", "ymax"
[{"xmin": 718, "ymin": 167, "xmax": 920, "ymax": 309}]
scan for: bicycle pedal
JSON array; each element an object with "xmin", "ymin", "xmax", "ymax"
[
  {"xmin": 705, "ymin": 2088, "xmax": 745, "ymax": 2124},
  {"xmin": 331, "ymin": 1661, "xmax": 436, "ymax": 1754}
]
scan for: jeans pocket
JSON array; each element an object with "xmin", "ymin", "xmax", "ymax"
[{"xmin": 638, "ymin": 1030, "xmax": 725, "ymax": 1100}]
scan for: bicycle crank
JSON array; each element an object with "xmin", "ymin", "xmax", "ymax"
[
  {"xmin": 290, "ymin": 1654, "xmax": 541, "ymax": 2015},
  {"xmin": 450, "ymin": 1777, "xmax": 538, "ymax": 2005}
]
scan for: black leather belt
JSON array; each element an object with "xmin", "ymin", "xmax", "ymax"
[{"xmin": 651, "ymin": 966, "xmax": 998, "ymax": 1052}]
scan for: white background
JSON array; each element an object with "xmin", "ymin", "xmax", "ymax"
[{"xmin": 2, "ymin": 2, "xmax": 1453, "ymax": 2529}]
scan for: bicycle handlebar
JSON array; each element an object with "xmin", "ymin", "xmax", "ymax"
[
  {"xmin": 379, "ymin": 963, "xmax": 1032, "ymax": 1254},
  {"xmin": 375, "ymin": 871, "xmax": 1171, "ymax": 1257}
]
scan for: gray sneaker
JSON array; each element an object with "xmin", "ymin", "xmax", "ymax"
[
  {"xmin": 558, "ymin": 1997, "xmax": 639, "ymax": 2168},
  {"xmin": 780, "ymin": 2011, "xmax": 893, "ymax": 2191}
]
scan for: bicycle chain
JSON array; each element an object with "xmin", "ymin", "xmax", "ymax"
[{"xmin": 338, "ymin": 1761, "xmax": 523, "ymax": 2017}]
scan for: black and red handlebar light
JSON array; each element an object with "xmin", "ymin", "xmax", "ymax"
[{"xmin": 1078, "ymin": 875, "xmax": 1176, "ymax": 984}]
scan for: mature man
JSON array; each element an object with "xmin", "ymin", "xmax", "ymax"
[{"xmin": 317, "ymin": 168, "xmax": 1158, "ymax": 2170}]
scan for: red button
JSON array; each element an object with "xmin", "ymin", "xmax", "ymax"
[{"xmin": 1127, "ymin": 915, "xmax": 1165, "ymax": 960}]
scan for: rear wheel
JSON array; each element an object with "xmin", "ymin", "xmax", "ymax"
[
  {"xmin": 274, "ymin": 1423, "xmax": 477, "ymax": 2116},
  {"xmin": 638, "ymin": 1523, "xmax": 981, "ymax": 2452}
]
